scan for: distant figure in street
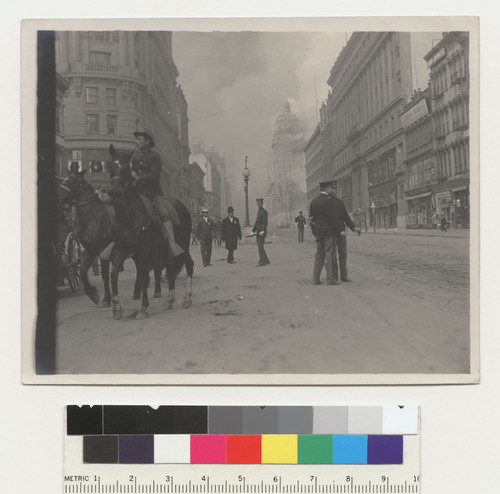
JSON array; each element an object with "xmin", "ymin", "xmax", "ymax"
[
  {"xmin": 295, "ymin": 211, "xmax": 307, "ymax": 243},
  {"xmin": 440, "ymin": 215, "xmax": 449, "ymax": 233},
  {"xmin": 191, "ymin": 222, "xmax": 199, "ymax": 245},
  {"xmin": 221, "ymin": 206, "xmax": 242, "ymax": 263},
  {"xmin": 309, "ymin": 181, "xmax": 337, "ymax": 285},
  {"xmin": 329, "ymin": 181, "xmax": 361, "ymax": 282},
  {"xmin": 252, "ymin": 198, "xmax": 270, "ymax": 266},
  {"xmin": 196, "ymin": 208, "xmax": 214, "ymax": 266},
  {"xmin": 213, "ymin": 219, "xmax": 222, "ymax": 246}
]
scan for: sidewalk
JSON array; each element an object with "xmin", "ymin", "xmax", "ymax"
[{"xmin": 353, "ymin": 227, "xmax": 469, "ymax": 239}]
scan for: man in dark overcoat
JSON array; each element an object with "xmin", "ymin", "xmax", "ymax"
[
  {"xmin": 220, "ymin": 207, "xmax": 242, "ymax": 263},
  {"xmin": 329, "ymin": 181, "xmax": 361, "ymax": 282},
  {"xmin": 196, "ymin": 207, "xmax": 214, "ymax": 266},
  {"xmin": 252, "ymin": 198, "xmax": 270, "ymax": 266},
  {"xmin": 309, "ymin": 181, "xmax": 337, "ymax": 285}
]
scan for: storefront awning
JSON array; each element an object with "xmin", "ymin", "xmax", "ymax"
[
  {"xmin": 406, "ymin": 191, "xmax": 432, "ymax": 200},
  {"xmin": 452, "ymin": 185, "xmax": 468, "ymax": 192}
]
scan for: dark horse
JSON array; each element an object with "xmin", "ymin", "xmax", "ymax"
[{"xmin": 57, "ymin": 149, "xmax": 194, "ymax": 319}]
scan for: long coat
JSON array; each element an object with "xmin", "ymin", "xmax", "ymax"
[
  {"xmin": 221, "ymin": 216, "xmax": 242, "ymax": 250},
  {"xmin": 309, "ymin": 192, "xmax": 335, "ymax": 237},
  {"xmin": 330, "ymin": 197, "xmax": 357, "ymax": 234}
]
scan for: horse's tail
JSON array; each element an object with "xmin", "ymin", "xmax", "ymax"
[{"xmin": 167, "ymin": 199, "xmax": 193, "ymax": 278}]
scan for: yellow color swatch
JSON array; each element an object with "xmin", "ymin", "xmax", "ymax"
[{"xmin": 261, "ymin": 435, "xmax": 298, "ymax": 464}]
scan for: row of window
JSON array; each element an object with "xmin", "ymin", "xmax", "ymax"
[
  {"xmin": 431, "ymin": 52, "xmax": 468, "ymax": 98},
  {"xmin": 407, "ymin": 157, "xmax": 437, "ymax": 190},
  {"xmin": 436, "ymin": 138, "xmax": 470, "ymax": 177},
  {"xmin": 434, "ymin": 100, "xmax": 469, "ymax": 137},
  {"xmin": 85, "ymin": 114, "xmax": 140, "ymax": 136},
  {"xmin": 85, "ymin": 87, "xmax": 117, "ymax": 105},
  {"xmin": 368, "ymin": 150, "xmax": 396, "ymax": 186}
]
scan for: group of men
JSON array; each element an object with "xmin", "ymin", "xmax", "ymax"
[
  {"xmin": 194, "ymin": 197, "xmax": 270, "ymax": 267},
  {"xmin": 91, "ymin": 131, "xmax": 357, "ymax": 280},
  {"xmin": 309, "ymin": 180, "xmax": 361, "ymax": 285}
]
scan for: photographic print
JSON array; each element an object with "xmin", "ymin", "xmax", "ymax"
[{"xmin": 21, "ymin": 17, "xmax": 479, "ymax": 384}]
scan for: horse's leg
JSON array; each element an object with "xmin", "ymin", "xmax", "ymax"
[
  {"xmin": 81, "ymin": 250, "xmax": 100, "ymax": 305},
  {"xmin": 162, "ymin": 260, "xmax": 175, "ymax": 311},
  {"xmin": 111, "ymin": 250, "xmax": 126, "ymax": 320},
  {"xmin": 136, "ymin": 250, "xmax": 150, "ymax": 319},
  {"xmin": 132, "ymin": 256, "xmax": 141, "ymax": 300},
  {"xmin": 152, "ymin": 245, "xmax": 162, "ymax": 298},
  {"xmin": 100, "ymin": 258, "xmax": 111, "ymax": 307},
  {"xmin": 182, "ymin": 253, "xmax": 194, "ymax": 309}
]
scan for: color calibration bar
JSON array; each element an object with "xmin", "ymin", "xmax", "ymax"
[
  {"xmin": 82, "ymin": 433, "xmax": 403, "ymax": 465},
  {"xmin": 67, "ymin": 405, "xmax": 417, "ymax": 465}
]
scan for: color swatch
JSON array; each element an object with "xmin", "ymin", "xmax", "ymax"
[{"xmin": 68, "ymin": 405, "xmax": 415, "ymax": 465}]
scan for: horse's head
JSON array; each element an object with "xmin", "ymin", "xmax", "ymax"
[{"xmin": 58, "ymin": 169, "xmax": 90, "ymax": 206}]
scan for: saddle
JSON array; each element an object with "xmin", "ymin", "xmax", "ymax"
[{"xmin": 137, "ymin": 194, "xmax": 181, "ymax": 226}]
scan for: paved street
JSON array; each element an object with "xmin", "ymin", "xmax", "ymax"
[{"xmin": 54, "ymin": 228, "xmax": 470, "ymax": 377}]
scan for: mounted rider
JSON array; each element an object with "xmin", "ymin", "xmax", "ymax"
[{"xmin": 129, "ymin": 131, "xmax": 184, "ymax": 258}]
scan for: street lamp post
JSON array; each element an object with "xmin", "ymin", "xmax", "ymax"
[
  {"xmin": 370, "ymin": 201, "xmax": 376, "ymax": 232},
  {"xmin": 242, "ymin": 156, "xmax": 251, "ymax": 227}
]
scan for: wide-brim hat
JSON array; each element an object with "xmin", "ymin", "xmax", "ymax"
[
  {"xmin": 133, "ymin": 131, "xmax": 155, "ymax": 148},
  {"xmin": 256, "ymin": 198, "xmax": 264, "ymax": 202}
]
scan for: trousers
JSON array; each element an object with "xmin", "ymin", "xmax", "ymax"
[
  {"xmin": 312, "ymin": 235, "xmax": 334, "ymax": 284},
  {"xmin": 256, "ymin": 235, "xmax": 269, "ymax": 265}
]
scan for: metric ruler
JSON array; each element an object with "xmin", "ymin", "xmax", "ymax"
[{"xmin": 64, "ymin": 405, "xmax": 420, "ymax": 493}]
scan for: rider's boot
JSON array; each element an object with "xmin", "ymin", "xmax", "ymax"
[
  {"xmin": 162, "ymin": 220, "xmax": 184, "ymax": 258},
  {"xmin": 99, "ymin": 242, "xmax": 115, "ymax": 261}
]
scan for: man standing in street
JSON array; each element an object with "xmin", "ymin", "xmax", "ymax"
[
  {"xmin": 196, "ymin": 208, "xmax": 214, "ymax": 266},
  {"xmin": 309, "ymin": 181, "xmax": 337, "ymax": 285},
  {"xmin": 252, "ymin": 198, "xmax": 270, "ymax": 266},
  {"xmin": 295, "ymin": 210, "xmax": 307, "ymax": 243},
  {"xmin": 221, "ymin": 206, "xmax": 242, "ymax": 263},
  {"xmin": 329, "ymin": 181, "xmax": 361, "ymax": 282}
]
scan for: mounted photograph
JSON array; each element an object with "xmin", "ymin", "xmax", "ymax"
[{"xmin": 21, "ymin": 17, "xmax": 479, "ymax": 384}]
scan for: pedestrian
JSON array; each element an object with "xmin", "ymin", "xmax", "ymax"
[
  {"xmin": 440, "ymin": 215, "xmax": 448, "ymax": 233},
  {"xmin": 295, "ymin": 210, "xmax": 307, "ymax": 243},
  {"xmin": 196, "ymin": 207, "xmax": 214, "ymax": 266},
  {"xmin": 221, "ymin": 206, "xmax": 242, "ymax": 263},
  {"xmin": 130, "ymin": 131, "xmax": 184, "ymax": 258},
  {"xmin": 329, "ymin": 181, "xmax": 361, "ymax": 282},
  {"xmin": 309, "ymin": 181, "xmax": 337, "ymax": 285},
  {"xmin": 252, "ymin": 198, "xmax": 270, "ymax": 266},
  {"xmin": 191, "ymin": 222, "xmax": 199, "ymax": 245}
]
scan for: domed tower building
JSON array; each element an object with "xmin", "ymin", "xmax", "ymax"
[{"xmin": 269, "ymin": 99, "xmax": 307, "ymax": 226}]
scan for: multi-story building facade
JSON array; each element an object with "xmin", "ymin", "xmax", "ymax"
[
  {"xmin": 185, "ymin": 162, "xmax": 205, "ymax": 219},
  {"xmin": 55, "ymin": 31, "xmax": 187, "ymax": 196},
  {"xmin": 268, "ymin": 100, "xmax": 307, "ymax": 225},
  {"xmin": 424, "ymin": 32, "xmax": 470, "ymax": 228},
  {"xmin": 401, "ymin": 88, "xmax": 437, "ymax": 228},
  {"xmin": 55, "ymin": 73, "xmax": 69, "ymax": 178},
  {"xmin": 190, "ymin": 144, "xmax": 231, "ymax": 220},
  {"xmin": 304, "ymin": 123, "xmax": 323, "ymax": 205},
  {"xmin": 323, "ymin": 32, "xmax": 413, "ymax": 230}
]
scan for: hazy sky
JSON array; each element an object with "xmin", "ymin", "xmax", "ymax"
[{"xmin": 173, "ymin": 31, "xmax": 440, "ymax": 208}]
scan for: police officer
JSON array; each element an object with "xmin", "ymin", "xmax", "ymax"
[{"xmin": 130, "ymin": 131, "xmax": 183, "ymax": 258}]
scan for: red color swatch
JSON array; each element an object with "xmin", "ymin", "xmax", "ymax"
[{"xmin": 226, "ymin": 435, "xmax": 262, "ymax": 464}]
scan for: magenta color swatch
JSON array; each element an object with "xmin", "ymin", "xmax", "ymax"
[{"xmin": 190, "ymin": 435, "xmax": 226, "ymax": 464}]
